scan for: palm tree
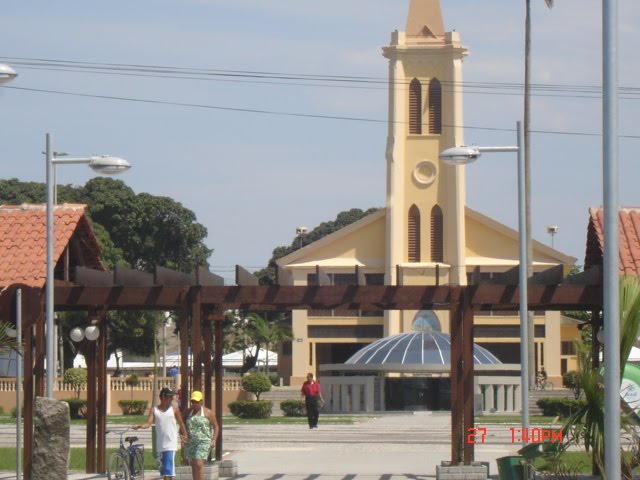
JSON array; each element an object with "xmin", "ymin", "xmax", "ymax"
[
  {"xmin": 246, "ymin": 314, "xmax": 293, "ymax": 373},
  {"xmin": 524, "ymin": 0, "xmax": 553, "ymax": 388},
  {"xmin": 0, "ymin": 321, "xmax": 20, "ymax": 353},
  {"xmin": 561, "ymin": 276, "xmax": 640, "ymax": 478}
]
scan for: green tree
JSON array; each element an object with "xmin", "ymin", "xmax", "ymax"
[
  {"xmin": 63, "ymin": 368, "xmax": 87, "ymax": 399},
  {"xmin": 241, "ymin": 372, "xmax": 271, "ymax": 400},
  {"xmin": 255, "ymin": 207, "xmax": 379, "ymax": 285},
  {"xmin": 125, "ymin": 373, "xmax": 140, "ymax": 401},
  {"xmin": 246, "ymin": 314, "xmax": 293, "ymax": 373},
  {"xmin": 0, "ymin": 177, "xmax": 212, "ymax": 364},
  {"xmin": 0, "ymin": 321, "xmax": 19, "ymax": 353}
]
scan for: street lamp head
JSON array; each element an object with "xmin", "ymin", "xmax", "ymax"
[
  {"xmin": 0, "ymin": 64, "xmax": 17, "ymax": 85},
  {"xmin": 88, "ymin": 155, "xmax": 131, "ymax": 175},
  {"xmin": 438, "ymin": 146, "xmax": 481, "ymax": 166}
]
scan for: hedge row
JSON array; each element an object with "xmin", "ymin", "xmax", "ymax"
[{"xmin": 536, "ymin": 397, "xmax": 586, "ymax": 418}]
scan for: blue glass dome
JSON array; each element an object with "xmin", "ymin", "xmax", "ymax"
[{"xmin": 345, "ymin": 330, "xmax": 501, "ymax": 366}]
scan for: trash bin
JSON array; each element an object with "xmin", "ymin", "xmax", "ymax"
[{"xmin": 496, "ymin": 455, "xmax": 524, "ymax": 480}]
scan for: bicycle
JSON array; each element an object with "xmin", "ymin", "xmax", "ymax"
[
  {"xmin": 535, "ymin": 375, "xmax": 554, "ymax": 391},
  {"xmin": 107, "ymin": 428, "xmax": 145, "ymax": 480}
]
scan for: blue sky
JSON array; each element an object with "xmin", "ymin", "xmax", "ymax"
[{"xmin": 1, "ymin": 0, "xmax": 639, "ymax": 282}]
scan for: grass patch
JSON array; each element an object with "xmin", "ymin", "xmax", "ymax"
[
  {"xmin": 2, "ymin": 447, "xmax": 158, "ymax": 472},
  {"xmin": 0, "ymin": 414, "xmax": 358, "ymax": 426}
]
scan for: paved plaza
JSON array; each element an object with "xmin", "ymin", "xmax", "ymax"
[{"xmin": 0, "ymin": 412, "xmax": 522, "ymax": 479}]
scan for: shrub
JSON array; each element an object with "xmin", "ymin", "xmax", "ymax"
[
  {"xmin": 537, "ymin": 397, "xmax": 586, "ymax": 418},
  {"xmin": 64, "ymin": 398, "xmax": 88, "ymax": 419},
  {"xmin": 64, "ymin": 368, "xmax": 87, "ymax": 399},
  {"xmin": 0, "ymin": 406, "xmax": 4, "ymax": 416},
  {"xmin": 228, "ymin": 400, "xmax": 272, "ymax": 419},
  {"xmin": 562, "ymin": 370, "xmax": 582, "ymax": 399},
  {"xmin": 242, "ymin": 372, "xmax": 272, "ymax": 400},
  {"xmin": 118, "ymin": 400, "xmax": 149, "ymax": 415},
  {"xmin": 10, "ymin": 406, "xmax": 24, "ymax": 418},
  {"xmin": 280, "ymin": 400, "xmax": 306, "ymax": 417},
  {"xmin": 125, "ymin": 374, "xmax": 140, "ymax": 400}
]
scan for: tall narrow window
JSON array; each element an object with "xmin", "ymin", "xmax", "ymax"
[
  {"xmin": 408, "ymin": 204, "xmax": 421, "ymax": 262},
  {"xmin": 430, "ymin": 205, "xmax": 443, "ymax": 262},
  {"xmin": 409, "ymin": 78, "xmax": 422, "ymax": 134},
  {"xmin": 428, "ymin": 78, "xmax": 442, "ymax": 134}
]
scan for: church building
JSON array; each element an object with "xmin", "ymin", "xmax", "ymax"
[{"xmin": 277, "ymin": 0, "xmax": 577, "ymax": 389}]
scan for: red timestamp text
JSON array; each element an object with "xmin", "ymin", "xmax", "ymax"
[{"xmin": 466, "ymin": 427, "xmax": 563, "ymax": 444}]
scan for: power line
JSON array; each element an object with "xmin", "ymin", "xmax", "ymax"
[
  {"xmin": 4, "ymin": 56, "xmax": 640, "ymax": 99},
  {"xmin": 6, "ymin": 84, "xmax": 640, "ymax": 139}
]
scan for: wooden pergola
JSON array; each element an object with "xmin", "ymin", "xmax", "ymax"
[{"xmin": 3, "ymin": 263, "xmax": 602, "ymax": 476}]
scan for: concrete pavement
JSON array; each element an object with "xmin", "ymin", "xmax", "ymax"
[{"xmin": 1, "ymin": 412, "xmax": 522, "ymax": 479}]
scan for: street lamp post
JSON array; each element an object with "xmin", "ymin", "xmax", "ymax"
[
  {"xmin": 45, "ymin": 133, "xmax": 131, "ymax": 397},
  {"xmin": 439, "ymin": 121, "xmax": 530, "ymax": 442}
]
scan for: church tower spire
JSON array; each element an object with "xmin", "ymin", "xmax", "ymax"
[
  {"xmin": 405, "ymin": 0, "xmax": 445, "ymax": 39},
  {"xmin": 382, "ymin": 0, "xmax": 468, "ymax": 336}
]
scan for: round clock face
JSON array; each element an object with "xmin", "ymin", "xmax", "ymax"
[{"xmin": 412, "ymin": 160, "xmax": 437, "ymax": 186}]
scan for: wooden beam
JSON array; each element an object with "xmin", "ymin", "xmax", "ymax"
[
  {"xmin": 529, "ymin": 265, "xmax": 564, "ymax": 285},
  {"xmin": 563, "ymin": 265, "xmax": 603, "ymax": 285},
  {"xmin": 75, "ymin": 267, "xmax": 114, "ymax": 287},
  {"xmin": 114, "ymin": 266, "xmax": 154, "ymax": 286},
  {"xmin": 179, "ymin": 310, "xmax": 189, "ymax": 418},
  {"xmin": 53, "ymin": 284, "xmax": 602, "ymax": 312},
  {"xmin": 235, "ymin": 265, "xmax": 259, "ymax": 286},
  {"xmin": 197, "ymin": 267, "xmax": 225, "ymax": 286},
  {"xmin": 489, "ymin": 266, "xmax": 520, "ymax": 285},
  {"xmin": 275, "ymin": 266, "xmax": 294, "ymax": 286},
  {"xmin": 156, "ymin": 266, "xmax": 195, "ymax": 286},
  {"xmin": 315, "ymin": 265, "xmax": 331, "ymax": 286}
]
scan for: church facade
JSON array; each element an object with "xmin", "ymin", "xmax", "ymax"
[{"xmin": 277, "ymin": 0, "xmax": 578, "ymax": 388}]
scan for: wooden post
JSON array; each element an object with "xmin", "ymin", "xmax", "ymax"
[
  {"xmin": 97, "ymin": 311, "xmax": 108, "ymax": 472},
  {"xmin": 86, "ymin": 336, "xmax": 97, "ymax": 472},
  {"xmin": 462, "ymin": 287, "xmax": 475, "ymax": 464},
  {"xmin": 449, "ymin": 286, "xmax": 464, "ymax": 464},
  {"xmin": 24, "ymin": 319, "xmax": 35, "ymax": 479},
  {"xmin": 179, "ymin": 310, "xmax": 190, "ymax": 411},
  {"xmin": 214, "ymin": 313, "xmax": 223, "ymax": 461},
  {"xmin": 203, "ymin": 312, "xmax": 213, "ymax": 409},
  {"xmin": 191, "ymin": 290, "xmax": 203, "ymax": 391}
]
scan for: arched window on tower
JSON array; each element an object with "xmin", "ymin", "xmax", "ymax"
[
  {"xmin": 409, "ymin": 78, "xmax": 422, "ymax": 134},
  {"xmin": 428, "ymin": 78, "xmax": 442, "ymax": 134},
  {"xmin": 408, "ymin": 204, "xmax": 421, "ymax": 262},
  {"xmin": 430, "ymin": 205, "xmax": 443, "ymax": 262}
]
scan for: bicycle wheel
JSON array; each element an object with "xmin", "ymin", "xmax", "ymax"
[
  {"xmin": 544, "ymin": 380, "xmax": 554, "ymax": 391},
  {"xmin": 108, "ymin": 453, "xmax": 130, "ymax": 480},
  {"xmin": 129, "ymin": 446, "xmax": 145, "ymax": 479}
]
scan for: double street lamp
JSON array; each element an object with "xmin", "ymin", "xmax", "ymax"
[
  {"xmin": 45, "ymin": 133, "xmax": 132, "ymax": 397},
  {"xmin": 439, "ymin": 121, "xmax": 530, "ymax": 440}
]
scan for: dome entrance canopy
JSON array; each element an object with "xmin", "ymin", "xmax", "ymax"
[{"xmin": 345, "ymin": 330, "xmax": 501, "ymax": 367}]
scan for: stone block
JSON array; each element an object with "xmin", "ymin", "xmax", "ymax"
[{"xmin": 32, "ymin": 397, "xmax": 70, "ymax": 480}]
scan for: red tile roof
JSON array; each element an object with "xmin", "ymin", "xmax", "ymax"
[
  {"xmin": 0, "ymin": 204, "xmax": 104, "ymax": 288},
  {"xmin": 585, "ymin": 206, "xmax": 640, "ymax": 275}
]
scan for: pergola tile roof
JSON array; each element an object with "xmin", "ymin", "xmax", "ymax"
[
  {"xmin": 586, "ymin": 206, "xmax": 640, "ymax": 276},
  {"xmin": 0, "ymin": 203, "xmax": 104, "ymax": 287}
]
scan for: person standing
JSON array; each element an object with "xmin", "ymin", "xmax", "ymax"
[
  {"xmin": 183, "ymin": 390, "xmax": 220, "ymax": 480},
  {"xmin": 300, "ymin": 373, "xmax": 324, "ymax": 429},
  {"xmin": 133, "ymin": 387, "xmax": 187, "ymax": 480}
]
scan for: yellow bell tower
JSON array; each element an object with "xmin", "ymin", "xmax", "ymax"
[{"xmin": 383, "ymin": 0, "xmax": 468, "ymax": 335}]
